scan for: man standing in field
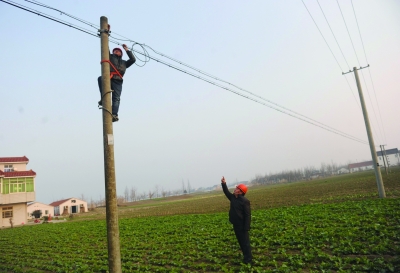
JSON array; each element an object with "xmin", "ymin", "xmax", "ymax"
[{"xmin": 221, "ymin": 176, "xmax": 252, "ymax": 264}]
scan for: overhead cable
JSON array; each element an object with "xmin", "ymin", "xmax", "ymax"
[
  {"xmin": 337, "ymin": 0, "xmax": 384, "ymax": 144},
  {"xmin": 1, "ymin": 0, "xmax": 98, "ymax": 38},
  {"xmin": 317, "ymin": 0, "xmax": 351, "ymax": 70},
  {"xmin": 112, "ymin": 40, "xmax": 369, "ymax": 145},
  {"xmin": 2, "ymin": 0, "xmax": 369, "ymax": 145},
  {"xmin": 351, "ymin": 0, "xmax": 387, "ymax": 144},
  {"xmin": 23, "ymin": 0, "xmax": 99, "ymax": 30},
  {"xmin": 316, "ymin": 0, "xmax": 359, "ymax": 105},
  {"xmin": 302, "ymin": 0, "xmax": 360, "ymax": 109},
  {"xmin": 139, "ymin": 44, "xmax": 366, "ymax": 142}
]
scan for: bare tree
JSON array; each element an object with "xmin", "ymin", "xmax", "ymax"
[
  {"xmin": 332, "ymin": 161, "xmax": 338, "ymax": 174},
  {"xmin": 182, "ymin": 179, "xmax": 186, "ymax": 194},
  {"xmin": 187, "ymin": 180, "xmax": 191, "ymax": 194},
  {"xmin": 89, "ymin": 197, "xmax": 96, "ymax": 210},
  {"xmin": 326, "ymin": 163, "xmax": 333, "ymax": 176},
  {"xmin": 303, "ymin": 166, "xmax": 315, "ymax": 180},
  {"xmin": 148, "ymin": 190, "xmax": 155, "ymax": 200},
  {"xmin": 155, "ymin": 185, "xmax": 159, "ymax": 198},
  {"xmin": 161, "ymin": 187, "xmax": 167, "ymax": 198},
  {"xmin": 130, "ymin": 186, "xmax": 136, "ymax": 202},
  {"xmin": 124, "ymin": 186, "xmax": 129, "ymax": 202},
  {"xmin": 117, "ymin": 195, "xmax": 125, "ymax": 205},
  {"xmin": 97, "ymin": 195, "xmax": 105, "ymax": 207},
  {"xmin": 320, "ymin": 163, "xmax": 327, "ymax": 177}
]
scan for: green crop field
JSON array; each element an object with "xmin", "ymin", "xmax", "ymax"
[{"xmin": 1, "ymin": 169, "xmax": 399, "ymax": 272}]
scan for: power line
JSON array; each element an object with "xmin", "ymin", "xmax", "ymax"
[
  {"xmin": 302, "ymin": 0, "xmax": 361, "ymax": 112},
  {"xmin": 19, "ymin": 0, "xmax": 362, "ymax": 134},
  {"xmin": 351, "ymin": 0, "xmax": 387, "ymax": 144},
  {"xmin": 337, "ymin": 0, "xmax": 384, "ymax": 144},
  {"xmin": 110, "ymin": 38, "xmax": 369, "ymax": 145},
  {"xmin": 303, "ymin": 0, "xmax": 383, "ymax": 145},
  {"xmin": 1, "ymin": 0, "xmax": 369, "ymax": 145},
  {"xmin": 301, "ymin": 0, "xmax": 345, "ymax": 72},
  {"xmin": 108, "ymin": 35, "xmax": 368, "ymax": 143},
  {"xmin": 17, "ymin": 0, "xmax": 360, "ymax": 133},
  {"xmin": 316, "ymin": 0, "xmax": 351, "ymax": 71},
  {"xmin": 139, "ymin": 44, "xmax": 367, "ymax": 143},
  {"xmin": 336, "ymin": 0, "xmax": 361, "ymax": 66},
  {"xmin": 1, "ymin": 0, "xmax": 99, "ymax": 38},
  {"xmin": 23, "ymin": 0, "xmax": 98, "ymax": 30},
  {"xmin": 316, "ymin": 0, "xmax": 359, "ymax": 106},
  {"xmin": 18, "ymin": 0, "xmax": 369, "ymax": 144}
]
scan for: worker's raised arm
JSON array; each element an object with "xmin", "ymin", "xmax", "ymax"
[
  {"xmin": 123, "ymin": 44, "xmax": 136, "ymax": 68},
  {"xmin": 221, "ymin": 176, "xmax": 233, "ymax": 200}
]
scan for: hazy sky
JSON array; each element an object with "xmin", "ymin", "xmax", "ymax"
[{"xmin": 1, "ymin": 0, "xmax": 399, "ymax": 204}]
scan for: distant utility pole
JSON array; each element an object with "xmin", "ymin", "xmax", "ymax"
[
  {"xmin": 381, "ymin": 145, "xmax": 391, "ymax": 173},
  {"xmin": 99, "ymin": 16, "xmax": 122, "ymax": 273},
  {"xmin": 379, "ymin": 145, "xmax": 388, "ymax": 175},
  {"xmin": 344, "ymin": 66, "xmax": 386, "ymax": 198}
]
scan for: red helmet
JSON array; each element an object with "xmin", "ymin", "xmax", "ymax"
[
  {"xmin": 112, "ymin": 48, "xmax": 123, "ymax": 56},
  {"xmin": 236, "ymin": 184, "xmax": 248, "ymax": 195}
]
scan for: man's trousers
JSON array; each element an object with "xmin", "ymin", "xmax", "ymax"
[{"xmin": 233, "ymin": 226, "xmax": 252, "ymax": 263}]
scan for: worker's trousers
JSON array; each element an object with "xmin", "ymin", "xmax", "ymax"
[
  {"xmin": 233, "ymin": 225, "xmax": 252, "ymax": 263},
  {"xmin": 98, "ymin": 76, "xmax": 123, "ymax": 116}
]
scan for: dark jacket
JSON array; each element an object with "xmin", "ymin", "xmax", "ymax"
[
  {"xmin": 109, "ymin": 50, "xmax": 136, "ymax": 81},
  {"xmin": 221, "ymin": 183, "xmax": 251, "ymax": 231}
]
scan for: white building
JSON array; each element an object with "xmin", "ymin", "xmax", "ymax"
[
  {"xmin": 336, "ymin": 167, "xmax": 349, "ymax": 174},
  {"xmin": 49, "ymin": 198, "xmax": 87, "ymax": 216},
  {"xmin": 348, "ymin": 148, "xmax": 400, "ymax": 173},
  {"xmin": 377, "ymin": 148, "xmax": 400, "ymax": 168},
  {"xmin": 27, "ymin": 202, "xmax": 54, "ymax": 219}
]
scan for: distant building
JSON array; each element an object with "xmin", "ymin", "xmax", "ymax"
[
  {"xmin": 348, "ymin": 161, "xmax": 374, "ymax": 173},
  {"xmin": 377, "ymin": 148, "xmax": 400, "ymax": 167},
  {"xmin": 27, "ymin": 202, "xmax": 54, "ymax": 219},
  {"xmin": 336, "ymin": 167, "xmax": 349, "ymax": 174},
  {"xmin": 49, "ymin": 198, "xmax": 87, "ymax": 216},
  {"xmin": 348, "ymin": 148, "xmax": 400, "ymax": 173},
  {"xmin": 0, "ymin": 156, "xmax": 36, "ymax": 227}
]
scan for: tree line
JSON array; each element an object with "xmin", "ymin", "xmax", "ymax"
[{"xmin": 250, "ymin": 161, "xmax": 345, "ymax": 185}]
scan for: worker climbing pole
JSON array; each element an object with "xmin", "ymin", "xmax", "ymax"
[
  {"xmin": 98, "ymin": 16, "xmax": 122, "ymax": 273},
  {"xmin": 98, "ymin": 35, "xmax": 136, "ymax": 123}
]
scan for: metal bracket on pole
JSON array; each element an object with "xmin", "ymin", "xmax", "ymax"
[
  {"xmin": 98, "ymin": 29, "xmax": 110, "ymax": 36},
  {"xmin": 342, "ymin": 64, "xmax": 370, "ymax": 75}
]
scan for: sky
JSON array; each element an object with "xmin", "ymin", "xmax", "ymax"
[{"xmin": 1, "ymin": 0, "xmax": 399, "ymax": 204}]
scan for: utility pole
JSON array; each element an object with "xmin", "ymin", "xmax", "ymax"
[
  {"xmin": 345, "ymin": 66, "xmax": 386, "ymax": 198},
  {"xmin": 379, "ymin": 145, "xmax": 388, "ymax": 175},
  {"xmin": 99, "ymin": 16, "xmax": 122, "ymax": 273},
  {"xmin": 382, "ymin": 145, "xmax": 391, "ymax": 173}
]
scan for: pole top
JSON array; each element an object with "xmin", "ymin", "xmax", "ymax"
[{"xmin": 342, "ymin": 64, "xmax": 370, "ymax": 75}]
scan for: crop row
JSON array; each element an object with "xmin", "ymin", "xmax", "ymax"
[
  {"xmin": 89, "ymin": 169, "xmax": 400, "ymax": 219},
  {"xmin": 1, "ymin": 198, "xmax": 399, "ymax": 272}
]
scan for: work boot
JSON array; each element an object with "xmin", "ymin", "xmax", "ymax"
[
  {"xmin": 112, "ymin": 115, "xmax": 119, "ymax": 122},
  {"xmin": 98, "ymin": 100, "xmax": 102, "ymax": 106}
]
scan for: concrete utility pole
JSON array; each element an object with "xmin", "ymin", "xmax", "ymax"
[
  {"xmin": 352, "ymin": 66, "xmax": 386, "ymax": 198},
  {"xmin": 382, "ymin": 145, "xmax": 391, "ymax": 173},
  {"xmin": 379, "ymin": 145, "xmax": 388, "ymax": 175},
  {"xmin": 99, "ymin": 16, "xmax": 122, "ymax": 273}
]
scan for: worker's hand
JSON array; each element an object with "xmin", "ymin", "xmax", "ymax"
[
  {"xmin": 221, "ymin": 176, "xmax": 226, "ymax": 184},
  {"xmin": 122, "ymin": 44, "xmax": 129, "ymax": 51}
]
